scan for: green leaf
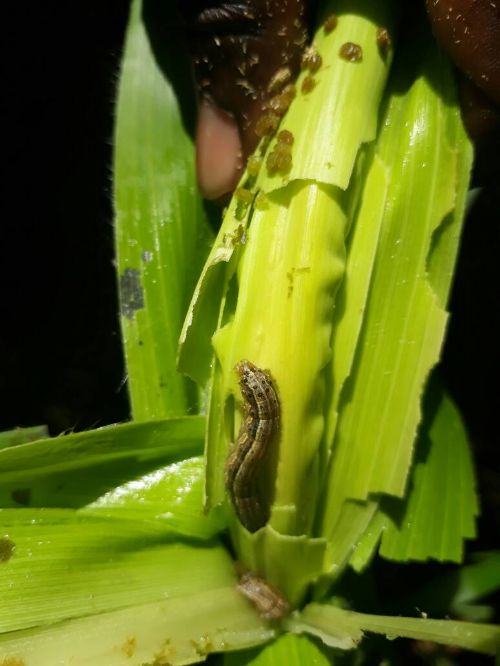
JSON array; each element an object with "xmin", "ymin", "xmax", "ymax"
[
  {"xmin": 323, "ymin": 499, "xmax": 378, "ymax": 575},
  {"xmin": 82, "ymin": 456, "xmax": 227, "ymax": 540},
  {"xmin": 0, "ymin": 522, "xmax": 273, "ymax": 664},
  {"xmin": 0, "ymin": 593, "xmax": 274, "ymax": 666},
  {"xmin": 317, "ymin": 155, "xmax": 390, "ymax": 576},
  {"xmin": 287, "ymin": 603, "xmax": 500, "ymax": 656},
  {"xmin": 114, "ymin": 0, "xmax": 213, "ymax": 420},
  {"xmin": 0, "ymin": 595, "xmax": 271, "ymax": 666},
  {"xmin": 0, "ymin": 509, "xmax": 229, "ymax": 633},
  {"xmin": 0, "ymin": 425, "xmax": 48, "ymax": 450},
  {"xmin": 0, "ymin": 417, "xmax": 204, "ymax": 509},
  {"xmin": 348, "ymin": 381, "xmax": 478, "ymax": 569},
  {"xmin": 348, "ymin": 508, "xmax": 386, "ymax": 574},
  {"xmin": 450, "ymin": 553, "xmax": 500, "ymax": 611},
  {"xmin": 379, "ymin": 382, "xmax": 478, "ymax": 562},
  {"xmin": 320, "ymin": 33, "xmax": 473, "ymax": 537},
  {"xmin": 0, "ymin": 510, "xmax": 274, "ymax": 663},
  {"xmin": 178, "ymin": 191, "xmax": 252, "ymax": 387},
  {"xmin": 0, "ymin": 417, "xmax": 203, "ymax": 482},
  {"xmin": 224, "ymin": 633, "xmax": 332, "ymax": 666}
]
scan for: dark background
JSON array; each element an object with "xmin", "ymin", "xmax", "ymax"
[
  {"xmin": 0, "ymin": 2, "xmax": 498, "ymax": 661},
  {"xmin": 1, "ymin": 1, "xmax": 131, "ymax": 432}
]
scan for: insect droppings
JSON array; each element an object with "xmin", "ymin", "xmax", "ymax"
[
  {"xmin": 0, "ymin": 536, "xmax": 15, "ymax": 563},
  {"xmin": 254, "ymin": 111, "xmax": 280, "ymax": 137},
  {"xmin": 235, "ymin": 187, "xmax": 254, "ymax": 205},
  {"xmin": 323, "ymin": 14, "xmax": 338, "ymax": 33},
  {"xmin": 339, "ymin": 42, "xmax": 363, "ymax": 62},
  {"xmin": 247, "ymin": 154, "xmax": 262, "ymax": 176},
  {"xmin": 301, "ymin": 75, "xmax": 317, "ymax": 94},
  {"xmin": 277, "ymin": 129, "xmax": 294, "ymax": 145},
  {"xmin": 376, "ymin": 27, "xmax": 391, "ymax": 54},
  {"xmin": 301, "ymin": 46, "xmax": 322, "ymax": 72},
  {"xmin": 225, "ymin": 361, "xmax": 280, "ymax": 533},
  {"xmin": 266, "ymin": 141, "xmax": 292, "ymax": 175},
  {"xmin": 267, "ymin": 66, "xmax": 292, "ymax": 94},
  {"xmin": 268, "ymin": 84, "xmax": 297, "ymax": 116}
]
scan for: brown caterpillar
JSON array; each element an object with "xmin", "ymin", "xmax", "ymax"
[
  {"xmin": 225, "ymin": 360, "xmax": 280, "ymax": 532},
  {"xmin": 237, "ymin": 570, "xmax": 289, "ymax": 621}
]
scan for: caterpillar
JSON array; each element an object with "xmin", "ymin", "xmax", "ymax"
[
  {"xmin": 237, "ymin": 570, "xmax": 289, "ymax": 620},
  {"xmin": 225, "ymin": 360, "xmax": 279, "ymax": 532}
]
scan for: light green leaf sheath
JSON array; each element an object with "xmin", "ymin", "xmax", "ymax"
[
  {"xmin": 214, "ymin": 182, "xmax": 348, "ymax": 538},
  {"xmin": 178, "ymin": 0, "xmax": 396, "ymax": 604}
]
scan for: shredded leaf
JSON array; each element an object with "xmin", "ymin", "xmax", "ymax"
[
  {"xmin": 379, "ymin": 382, "xmax": 478, "ymax": 562},
  {"xmin": 320, "ymin": 35, "xmax": 473, "ymax": 541}
]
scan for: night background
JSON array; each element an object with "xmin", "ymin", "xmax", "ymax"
[
  {"xmin": 1, "ymin": 2, "xmax": 130, "ymax": 432},
  {"xmin": 0, "ymin": 2, "xmax": 498, "ymax": 662}
]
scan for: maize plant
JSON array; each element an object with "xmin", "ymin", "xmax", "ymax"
[{"xmin": 0, "ymin": 0, "xmax": 498, "ymax": 664}]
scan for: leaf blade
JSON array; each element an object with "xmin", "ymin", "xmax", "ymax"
[{"xmin": 114, "ymin": 0, "xmax": 213, "ymax": 419}]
